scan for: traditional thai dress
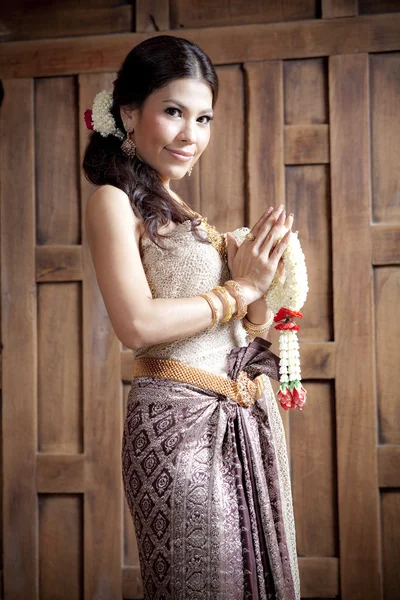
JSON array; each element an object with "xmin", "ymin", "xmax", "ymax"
[{"xmin": 121, "ymin": 217, "xmax": 300, "ymax": 600}]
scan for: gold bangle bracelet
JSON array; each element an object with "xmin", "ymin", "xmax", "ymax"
[
  {"xmin": 223, "ymin": 280, "xmax": 248, "ymax": 320},
  {"xmin": 242, "ymin": 312, "xmax": 274, "ymax": 335},
  {"xmin": 199, "ymin": 292, "xmax": 219, "ymax": 328},
  {"xmin": 212, "ymin": 286, "xmax": 233, "ymax": 323}
]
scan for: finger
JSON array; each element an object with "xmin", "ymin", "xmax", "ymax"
[
  {"xmin": 257, "ymin": 208, "xmax": 287, "ymax": 254},
  {"xmin": 270, "ymin": 226, "xmax": 292, "ymax": 261},
  {"xmin": 284, "ymin": 212, "xmax": 294, "ymax": 229},
  {"xmin": 250, "ymin": 205, "xmax": 284, "ymax": 240}
]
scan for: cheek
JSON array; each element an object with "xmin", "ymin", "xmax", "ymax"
[{"xmin": 151, "ymin": 116, "xmax": 176, "ymax": 142}]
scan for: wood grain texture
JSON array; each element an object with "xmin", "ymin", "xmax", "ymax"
[
  {"xmin": 244, "ymin": 60, "xmax": 285, "ymax": 227},
  {"xmin": 200, "ymin": 66, "xmax": 245, "ymax": 231},
  {"xmin": 371, "ymin": 225, "xmax": 400, "ymax": 265},
  {"xmin": 135, "ymin": 0, "xmax": 169, "ymax": 32},
  {"xmin": 284, "ymin": 58, "xmax": 328, "ymax": 125},
  {"xmin": 39, "ymin": 494, "xmax": 83, "ymax": 600},
  {"xmin": 1, "ymin": 14, "xmax": 400, "ymax": 78},
  {"xmin": 170, "ymin": 0, "xmax": 317, "ymax": 28},
  {"xmin": 1, "ymin": 78, "xmax": 38, "ymax": 598},
  {"xmin": 79, "ymin": 72, "xmax": 123, "ymax": 599},
  {"xmin": 375, "ymin": 267, "xmax": 400, "ymax": 444},
  {"xmin": 370, "ymin": 53, "xmax": 400, "ymax": 225},
  {"xmin": 0, "ymin": 2, "xmax": 132, "ymax": 42},
  {"xmin": 381, "ymin": 491, "xmax": 400, "ymax": 600},
  {"xmin": 378, "ymin": 446, "xmax": 400, "ymax": 488},
  {"xmin": 322, "ymin": 0, "xmax": 358, "ymax": 18},
  {"xmin": 329, "ymin": 53, "xmax": 380, "ymax": 599},
  {"xmin": 37, "ymin": 455, "xmax": 86, "ymax": 493},
  {"xmin": 284, "ymin": 124, "xmax": 330, "ymax": 164},
  {"xmin": 38, "ymin": 283, "xmax": 83, "ymax": 453},
  {"xmin": 286, "ymin": 165, "xmax": 333, "ymax": 342},
  {"xmin": 36, "ymin": 77, "xmax": 80, "ymax": 246},
  {"xmin": 36, "ymin": 245, "xmax": 83, "ymax": 282},
  {"xmin": 291, "ymin": 381, "xmax": 338, "ymax": 557},
  {"xmin": 298, "ymin": 557, "xmax": 339, "ymax": 597}
]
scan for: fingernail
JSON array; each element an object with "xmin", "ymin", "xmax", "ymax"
[{"xmin": 290, "ymin": 213, "xmax": 294, "ymax": 217}]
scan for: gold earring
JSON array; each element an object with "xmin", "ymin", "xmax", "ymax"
[
  {"xmin": 121, "ymin": 122, "xmax": 137, "ymax": 158},
  {"xmin": 188, "ymin": 166, "xmax": 193, "ymax": 177}
]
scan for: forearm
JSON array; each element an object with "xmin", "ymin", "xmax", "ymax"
[
  {"xmin": 244, "ymin": 299, "xmax": 274, "ymax": 340},
  {"xmin": 127, "ymin": 293, "xmax": 226, "ymax": 350}
]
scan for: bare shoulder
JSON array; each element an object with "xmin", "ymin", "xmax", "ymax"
[{"xmin": 85, "ymin": 184, "xmax": 144, "ymax": 240}]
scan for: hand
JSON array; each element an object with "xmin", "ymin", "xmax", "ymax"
[{"xmin": 226, "ymin": 206, "xmax": 294, "ymax": 303}]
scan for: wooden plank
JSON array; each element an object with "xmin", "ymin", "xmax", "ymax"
[
  {"xmin": 284, "ymin": 58, "xmax": 328, "ymax": 125},
  {"xmin": 36, "ymin": 455, "xmax": 86, "ymax": 493},
  {"xmin": 1, "ymin": 14, "xmax": 400, "ymax": 78},
  {"xmin": 244, "ymin": 60, "xmax": 284, "ymax": 228},
  {"xmin": 0, "ymin": 3, "xmax": 132, "ymax": 43},
  {"xmin": 378, "ymin": 446, "xmax": 400, "ymax": 488},
  {"xmin": 136, "ymin": 0, "xmax": 169, "ymax": 31},
  {"xmin": 375, "ymin": 267, "xmax": 400, "ymax": 444},
  {"xmin": 201, "ymin": 66, "xmax": 245, "ymax": 231},
  {"xmin": 381, "ymin": 491, "xmax": 400, "ymax": 600},
  {"xmin": 291, "ymin": 382, "xmax": 338, "ymax": 557},
  {"xmin": 298, "ymin": 557, "xmax": 339, "ymax": 597},
  {"xmin": 1, "ymin": 78, "xmax": 38, "ymax": 598},
  {"xmin": 322, "ymin": 0, "xmax": 358, "ymax": 18},
  {"xmin": 329, "ymin": 53, "xmax": 380, "ymax": 599},
  {"xmin": 371, "ymin": 225, "xmax": 400, "ymax": 265},
  {"xmin": 300, "ymin": 342, "xmax": 336, "ymax": 379},
  {"xmin": 36, "ymin": 77, "xmax": 80, "ymax": 245},
  {"xmin": 359, "ymin": 0, "xmax": 400, "ymax": 15},
  {"xmin": 79, "ymin": 72, "xmax": 123, "ymax": 600},
  {"xmin": 370, "ymin": 54, "xmax": 400, "ymax": 225},
  {"xmin": 36, "ymin": 245, "xmax": 83, "ymax": 281},
  {"xmin": 39, "ymin": 495, "xmax": 83, "ymax": 600},
  {"xmin": 286, "ymin": 166, "xmax": 333, "ymax": 341},
  {"xmin": 170, "ymin": 0, "xmax": 317, "ymax": 28},
  {"xmin": 284, "ymin": 124, "xmax": 330, "ymax": 164},
  {"xmin": 38, "ymin": 283, "xmax": 83, "ymax": 454}
]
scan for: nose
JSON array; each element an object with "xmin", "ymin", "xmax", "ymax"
[{"xmin": 179, "ymin": 118, "xmax": 197, "ymax": 144}]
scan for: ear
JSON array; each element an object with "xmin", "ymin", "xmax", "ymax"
[{"xmin": 120, "ymin": 106, "xmax": 139, "ymax": 129}]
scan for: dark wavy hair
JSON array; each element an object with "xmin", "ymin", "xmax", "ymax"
[{"xmin": 82, "ymin": 35, "xmax": 219, "ymax": 248}]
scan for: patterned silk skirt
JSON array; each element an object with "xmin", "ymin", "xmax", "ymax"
[{"xmin": 121, "ymin": 339, "xmax": 300, "ymax": 600}]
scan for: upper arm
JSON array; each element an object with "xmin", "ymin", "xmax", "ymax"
[{"xmin": 84, "ymin": 184, "xmax": 151, "ymax": 348}]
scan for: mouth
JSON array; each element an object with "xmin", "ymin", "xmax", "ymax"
[{"xmin": 164, "ymin": 148, "xmax": 194, "ymax": 162}]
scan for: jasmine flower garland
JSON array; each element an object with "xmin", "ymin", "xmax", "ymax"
[{"xmin": 232, "ymin": 227, "xmax": 309, "ymax": 411}]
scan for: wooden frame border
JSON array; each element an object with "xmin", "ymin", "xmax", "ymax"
[{"xmin": 1, "ymin": 13, "xmax": 399, "ymax": 79}]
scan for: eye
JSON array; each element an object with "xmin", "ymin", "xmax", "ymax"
[{"xmin": 165, "ymin": 107, "xmax": 213, "ymax": 124}]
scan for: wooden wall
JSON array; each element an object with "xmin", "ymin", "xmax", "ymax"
[{"xmin": 1, "ymin": 1, "xmax": 400, "ymax": 599}]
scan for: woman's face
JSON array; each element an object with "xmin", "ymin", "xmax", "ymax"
[{"xmin": 121, "ymin": 77, "xmax": 214, "ymax": 188}]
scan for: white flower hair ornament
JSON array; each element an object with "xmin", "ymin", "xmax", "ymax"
[
  {"xmin": 232, "ymin": 226, "xmax": 309, "ymax": 411},
  {"xmin": 84, "ymin": 90, "xmax": 125, "ymax": 141}
]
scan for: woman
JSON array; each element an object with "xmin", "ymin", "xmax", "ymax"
[{"xmin": 83, "ymin": 35, "xmax": 300, "ymax": 600}]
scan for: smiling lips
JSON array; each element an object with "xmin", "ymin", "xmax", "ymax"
[{"xmin": 165, "ymin": 148, "xmax": 194, "ymax": 161}]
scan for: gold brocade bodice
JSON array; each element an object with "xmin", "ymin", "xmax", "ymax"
[{"xmin": 134, "ymin": 211, "xmax": 253, "ymax": 378}]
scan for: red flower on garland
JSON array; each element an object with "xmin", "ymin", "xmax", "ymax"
[
  {"xmin": 274, "ymin": 307, "xmax": 303, "ymax": 322},
  {"xmin": 292, "ymin": 384, "xmax": 307, "ymax": 408},
  {"xmin": 277, "ymin": 387, "xmax": 295, "ymax": 411},
  {"xmin": 84, "ymin": 109, "xmax": 94, "ymax": 130},
  {"xmin": 277, "ymin": 382, "xmax": 307, "ymax": 411},
  {"xmin": 275, "ymin": 322, "xmax": 300, "ymax": 331}
]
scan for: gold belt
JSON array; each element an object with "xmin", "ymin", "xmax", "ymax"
[{"xmin": 132, "ymin": 357, "xmax": 265, "ymax": 408}]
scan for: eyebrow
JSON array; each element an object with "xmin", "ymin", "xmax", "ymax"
[{"xmin": 162, "ymin": 98, "xmax": 214, "ymax": 115}]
